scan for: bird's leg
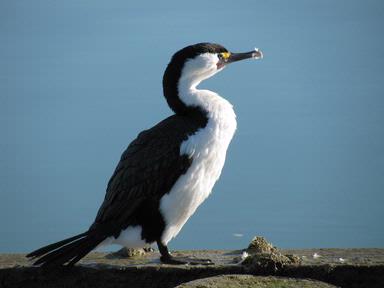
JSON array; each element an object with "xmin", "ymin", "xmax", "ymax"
[{"xmin": 156, "ymin": 241, "xmax": 213, "ymax": 265}]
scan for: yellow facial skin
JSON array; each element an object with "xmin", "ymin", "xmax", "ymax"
[{"xmin": 220, "ymin": 52, "xmax": 231, "ymax": 60}]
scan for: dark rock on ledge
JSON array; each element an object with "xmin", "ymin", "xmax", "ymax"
[
  {"xmin": 105, "ymin": 247, "xmax": 154, "ymax": 259},
  {"xmin": 242, "ymin": 236, "xmax": 302, "ymax": 273}
]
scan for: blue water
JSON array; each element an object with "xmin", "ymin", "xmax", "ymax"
[{"xmin": 1, "ymin": 0, "xmax": 383, "ymax": 253}]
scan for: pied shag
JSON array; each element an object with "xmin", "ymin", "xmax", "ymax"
[{"xmin": 27, "ymin": 43, "xmax": 263, "ymax": 266}]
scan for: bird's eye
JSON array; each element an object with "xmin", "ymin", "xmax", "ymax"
[{"xmin": 218, "ymin": 52, "xmax": 230, "ymax": 61}]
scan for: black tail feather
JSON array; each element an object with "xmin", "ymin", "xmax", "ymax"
[
  {"xmin": 33, "ymin": 236, "xmax": 90, "ymax": 266},
  {"xmin": 67, "ymin": 241, "xmax": 98, "ymax": 266},
  {"xmin": 27, "ymin": 231, "xmax": 105, "ymax": 267},
  {"xmin": 27, "ymin": 232, "xmax": 87, "ymax": 259}
]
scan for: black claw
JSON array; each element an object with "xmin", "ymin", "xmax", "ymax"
[{"xmin": 157, "ymin": 241, "xmax": 213, "ymax": 265}]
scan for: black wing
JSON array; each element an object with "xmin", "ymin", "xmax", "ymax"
[{"xmin": 89, "ymin": 114, "xmax": 204, "ymax": 240}]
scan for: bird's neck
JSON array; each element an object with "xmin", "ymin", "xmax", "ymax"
[
  {"xmin": 177, "ymin": 77, "xmax": 236, "ymax": 121},
  {"xmin": 162, "ymin": 67, "xmax": 236, "ymax": 128}
]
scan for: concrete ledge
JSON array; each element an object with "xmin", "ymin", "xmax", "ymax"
[{"xmin": 1, "ymin": 249, "xmax": 383, "ymax": 288}]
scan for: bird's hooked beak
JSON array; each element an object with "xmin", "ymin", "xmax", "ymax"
[{"xmin": 217, "ymin": 48, "xmax": 263, "ymax": 69}]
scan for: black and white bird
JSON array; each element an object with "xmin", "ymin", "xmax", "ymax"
[{"xmin": 27, "ymin": 43, "xmax": 263, "ymax": 266}]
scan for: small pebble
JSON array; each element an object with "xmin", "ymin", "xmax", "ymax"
[
  {"xmin": 313, "ymin": 253, "xmax": 321, "ymax": 259},
  {"xmin": 241, "ymin": 251, "xmax": 249, "ymax": 260}
]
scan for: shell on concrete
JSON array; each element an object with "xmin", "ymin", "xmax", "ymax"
[
  {"xmin": 242, "ymin": 236, "xmax": 301, "ymax": 273},
  {"xmin": 247, "ymin": 236, "xmax": 277, "ymax": 254}
]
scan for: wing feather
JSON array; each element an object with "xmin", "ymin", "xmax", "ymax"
[{"xmin": 90, "ymin": 114, "xmax": 202, "ymax": 236}]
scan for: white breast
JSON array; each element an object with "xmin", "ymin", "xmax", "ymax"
[{"xmin": 159, "ymin": 90, "xmax": 237, "ymax": 245}]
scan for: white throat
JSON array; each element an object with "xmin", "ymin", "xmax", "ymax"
[
  {"xmin": 178, "ymin": 78, "xmax": 232, "ymax": 118},
  {"xmin": 177, "ymin": 53, "xmax": 233, "ymax": 117},
  {"xmin": 177, "ymin": 54, "xmax": 233, "ymax": 120}
]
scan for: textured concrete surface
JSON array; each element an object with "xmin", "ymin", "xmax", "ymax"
[
  {"xmin": 175, "ymin": 275, "xmax": 337, "ymax": 288},
  {"xmin": 0, "ymin": 248, "xmax": 383, "ymax": 288}
]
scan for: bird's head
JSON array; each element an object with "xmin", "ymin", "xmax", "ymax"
[{"xmin": 163, "ymin": 43, "xmax": 263, "ymax": 114}]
